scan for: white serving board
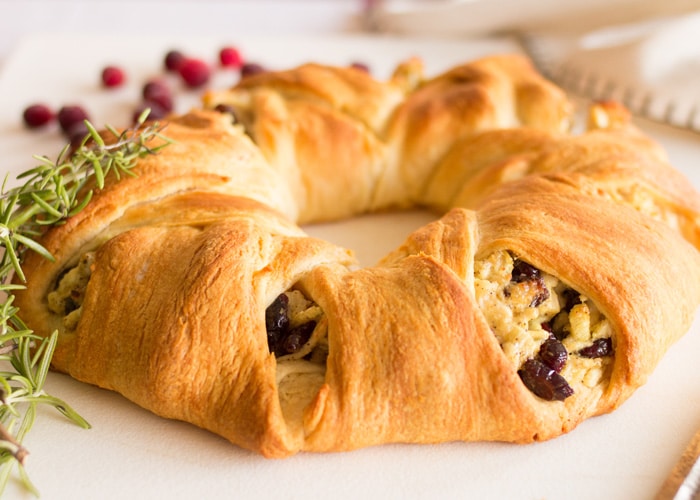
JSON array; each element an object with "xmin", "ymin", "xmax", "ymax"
[{"xmin": 0, "ymin": 33, "xmax": 698, "ymax": 500}]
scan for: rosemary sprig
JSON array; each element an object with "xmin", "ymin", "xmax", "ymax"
[{"xmin": 0, "ymin": 109, "xmax": 170, "ymax": 495}]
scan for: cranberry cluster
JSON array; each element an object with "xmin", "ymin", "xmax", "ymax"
[
  {"xmin": 21, "ymin": 45, "xmax": 264, "ymax": 147},
  {"xmin": 23, "ymin": 104, "xmax": 91, "ymax": 146}
]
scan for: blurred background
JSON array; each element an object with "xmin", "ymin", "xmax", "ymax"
[
  {"xmin": 3, "ymin": 0, "xmax": 700, "ymax": 131},
  {"xmin": 3, "ymin": 0, "xmax": 700, "ymax": 62},
  {"xmin": 0, "ymin": 0, "xmax": 364, "ymax": 67}
]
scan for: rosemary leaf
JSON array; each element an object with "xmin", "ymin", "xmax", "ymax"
[
  {"xmin": 15, "ymin": 402, "xmax": 36, "ymax": 447},
  {"xmin": 29, "ymin": 192, "xmax": 64, "ymax": 219},
  {"xmin": 85, "ymin": 120, "xmax": 105, "ymax": 148},
  {"xmin": 68, "ymin": 189, "xmax": 94, "ymax": 217},
  {"xmin": 30, "ymin": 333, "xmax": 55, "ymax": 389},
  {"xmin": 23, "ymin": 394, "xmax": 91, "ymax": 430},
  {"xmin": 0, "ymin": 111, "xmax": 170, "ymax": 495},
  {"xmin": 91, "ymin": 156, "xmax": 105, "ymax": 189},
  {"xmin": 16, "ymin": 462, "xmax": 39, "ymax": 498},
  {"xmin": 12, "ymin": 234, "xmax": 53, "ymax": 263},
  {"xmin": 2, "ymin": 237, "xmax": 23, "ymax": 283}
]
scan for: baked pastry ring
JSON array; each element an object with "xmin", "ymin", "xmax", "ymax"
[{"xmin": 14, "ymin": 54, "xmax": 700, "ymax": 457}]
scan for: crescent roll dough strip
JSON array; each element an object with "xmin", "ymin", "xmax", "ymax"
[
  {"xmin": 204, "ymin": 55, "xmax": 700, "ymax": 250},
  {"xmin": 13, "ymin": 54, "xmax": 700, "ymax": 458},
  {"xmin": 204, "ymin": 54, "xmax": 573, "ymax": 222},
  {"xmin": 423, "ymin": 115, "xmax": 700, "ymax": 248}
]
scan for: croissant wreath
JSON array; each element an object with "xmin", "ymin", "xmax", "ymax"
[{"xmin": 14, "ymin": 54, "xmax": 700, "ymax": 457}]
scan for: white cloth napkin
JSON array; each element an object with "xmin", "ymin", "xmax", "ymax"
[{"xmin": 524, "ymin": 12, "xmax": 700, "ymax": 131}]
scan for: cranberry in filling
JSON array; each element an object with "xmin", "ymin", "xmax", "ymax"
[
  {"xmin": 577, "ymin": 337, "xmax": 613, "ymax": 358},
  {"xmin": 511, "ymin": 260, "xmax": 541, "ymax": 283},
  {"xmin": 264, "ymin": 290, "xmax": 325, "ymax": 360},
  {"xmin": 279, "ymin": 321, "xmax": 316, "ymax": 356},
  {"xmin": 474, "ymin": 250, "xmax": 614, "ymax": 402},
  {"xmin": 538, "ymin": 337, "xmax": 568, "ymax": 373},
  {"xmin": 518, "ymin": 359, "xmax": 574, "ymax": 401},
  {"xmin": 505, "ymin": 259, "xmax": 550, "ymax": 307},
  {"xmin": 265, "ymin": 293, "xmax": 290, "ymax": 349}
]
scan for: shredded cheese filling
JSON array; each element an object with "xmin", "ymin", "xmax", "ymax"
[{"xmin": 274, "ymin": 290, "xmax": 329, "ymax": 379}]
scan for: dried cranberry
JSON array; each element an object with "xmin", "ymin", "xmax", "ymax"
[
  {"xmin": 518, "ymin": 359, "xmax": 574, "ymax": 401},
  {"xmin": 505, "ymin": 261, "xmax": 549, "ymax": 308},
  {"xmin": 101, "ymin": 65, "xmax": 126, "ymax": 88},
  {"xmin": 511, "ymin": 259, "xmax": 541, "ymax": 283},
  {"xmin": 577, "ymin": 338, "xmax": 613, "ymax": 358},
  {"xmin": 529, "ymin": 288, "xmax": 550, "ymax": 308},
  {"xmin": 265, "ymin": 293, "xmax": 289, "ymax": 346},
  {"xmin": 57, "ymin": 105, "xmax": 90, "ymax": 135},
  {"xmin": 219, "ymin": 46, "xmax": 243, "ymax": 68},
  {"xmin": 280, "ymin": 321, "xmax": 316, "ymax": 355},
  {"xmin": 164, "ymin": 50, "xmax": 186, "ymax": 72},
  {"xmin": 213, "ymin": 104, "xmax": 239, "ymax": 123},
  {"xmin": 240, "ymin": 62, "xmax": 266, "ymax": 79},
  {"xmin": 22, "ymin": 104, "xmax": 54, "ymax": 129},
  {"xmin": 178, "ymin": 58, "xmax": 211, "ymax": 88},
  {"xmin": 561, "ymin": 289, "xmax": 581, "ymax": 312},
  {"xmin": 538, "ymin": 337, "xmax": 567, "ymax": 372}
]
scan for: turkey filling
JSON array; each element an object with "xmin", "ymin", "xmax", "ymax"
[
  {"xmin": 474, "ymin": 250, "xmax": 614, "ymax": 401},
  {"xmin": 47, "ymin": 252, "xmax": 95, "ymax": 330},
  {"xmin": 265, "ymin": 290, "xmax": 328, "ymax": 427}
]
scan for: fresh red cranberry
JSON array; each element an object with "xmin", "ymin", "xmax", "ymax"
[
  {"xmin": 101, "ymin": 65, "xmax": 126, "ymax": 88},
  {"xmin": 66, "ymin": 121, "xmax": 90, "ymax": 148},
  {"xmin": 178, "ymin": 58, "xmax": 211, "ymax": 88},
  {"xmin": 142, "ymin": 80, "xmax": 173, "ymax": 112},
  {"xmin": 132, "ymin": 101, "xmax": 168, "ymax": 124},
  {"xmin": 22, "ymin": 103, "xmax": 55, "ymax": 129},
  {"xmin": 219, "ymin": 46, "xmax": 243, "ymax": 68},
  {"xmin": 240, "ymin": 62, "xmax": 266, "ymax": 79},
  {"xmin": 164, "ymin": 50, "xmax": 186, "ymax": 72},
  {"xmin": 57, "ymin": 105, "xmax": 90, "ymax": 134},
  {"xmin": 142, "ymin": 79, "xmax": 169, "ymax": 99}
]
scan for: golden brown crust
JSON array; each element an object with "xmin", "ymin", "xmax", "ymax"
[
  {"xmin": 13, "ymin": 54, "xmax": 700, "ymax": 457},
  {"xmin": 204, "ymin": 54, "xmax": 574, "ymax": 221},
  {"xmin": 475, "ymin": 175, "xmax": 700, "ymax": 410},
  {"xmin": 14, "ymin": 109, "xmax": 312, "ymax": 375},
  {"xmin": 71, "ymin": 209, "xmax": 354, "ymax": 457},
  {"xmin": 300, "ymin": 253, "xmax": 559, "ymax": 451},
  {"xmin": 379, "ymin": 55, "xmax": 573, "ymax": 206}
]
